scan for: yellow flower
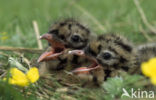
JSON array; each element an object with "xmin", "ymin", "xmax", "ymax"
[
  {"xmin": 141, "ymin": 58, "xmax": 156, "ymax": 85},
  {"xmin": 4, "ymin": 67, "xmax": 39, "ymax": 87},
  {"xmin": 9, "ymin": 68, "xmax": 29, "ymax": 87},
  {"xmin": 151, "ymin": 77, "xmax": 156, "ymax": 85},
  {"xmin": 26, "ymin": 67, "xmax": 39, "ymax": 83}
]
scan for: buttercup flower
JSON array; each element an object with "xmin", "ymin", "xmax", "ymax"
[
  {"xmin": 4, "ymin": 67, "xmax": 39, "ymax": 87},
  {"xmin": 141, "ymin": 58, "xmax": 156, "ymax": 85},
  {"xmin": 9, "ymin": 68, "xmax": 29, "ymax": 86},
  {"xmin": 27, "ymin": 67, "xmax": 39, "ymax": 83}
]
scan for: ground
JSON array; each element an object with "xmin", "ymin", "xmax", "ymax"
[{"xmin": 0, "ymin": 0, "xmax": 156, "ymax": 100}]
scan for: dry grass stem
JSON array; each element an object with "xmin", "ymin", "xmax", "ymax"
[
  {"xmin": 0, "ymin": 46, "xmax": 43, "ymax": 53},
  {"xmin": 133, "ymin": 0, "xmax": 156, "ymax": 34},
  {"xmin": 33, "ymin": 20, "xmax": 43, "ymax": 49}
]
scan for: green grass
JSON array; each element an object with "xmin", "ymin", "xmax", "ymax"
[
  {"xmin": 1, "ymin": 0, "xmax": 156, "ymax": 47},
  {"xmin": 0, "ymin": 0, "xmax": 156, "ymax": 100}
]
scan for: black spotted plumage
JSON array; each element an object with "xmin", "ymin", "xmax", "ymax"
[
  {"xmin": 137, "ymin": 43, "xmax": 156, "ymax": 62},
  {"xmin": 39, "ymin": 18, "xmax": 95, "ymax": 77},
  {"xmin": 76, "ymin": 33, "xmax": 139, "ymax": 86}
]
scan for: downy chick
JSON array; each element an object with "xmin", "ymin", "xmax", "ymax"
[
  {"xmin": 38, "ymin": 18, "xmax": 95, "ymax": 76},
  {"xmin": 69, "ymin": 34, "xmax": 139, "ymax": 85},
  {"xmin": 137, "ymin": 43, "xmax": 156, "ymax": 62}
]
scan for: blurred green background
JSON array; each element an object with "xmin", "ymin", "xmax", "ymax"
[{"xmin": 0, "ymin": 0, "xmax": 156, "ymax": 47}]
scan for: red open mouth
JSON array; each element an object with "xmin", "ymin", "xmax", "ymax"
[
  {"xmin": 37, "ymin": 33, "xmax": 65, "ymax": 62},
  {"xmin": 68, "ymin": 50, "xmax": 101, "ymax": 74},
  {"xmin": 37, "ymin": 34, "xmax": 101, "ymax": 74}
]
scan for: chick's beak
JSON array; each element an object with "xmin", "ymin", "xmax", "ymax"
[
  {"xmin": 38, "ymin": 33, "xmax": 54, "ymax": 63},
  {"xmin": 68, "ymin": 50, "xmax": 101, "ymax": 74},
  {"xmin": 37, "ymin": 51, "xmax": 63, "ymax": 62},
  {"xmin": 40, "ymin": 33, "xmax": 53, "ymax": 43},
  {"xmin": 38, "ymin": 33, "xmax": 65, "ymax": 63},
  {"xmin": 37, "ymin": 51, "xmax": 54, "ymax": 62}
]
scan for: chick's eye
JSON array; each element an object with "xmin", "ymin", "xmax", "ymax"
[
  {"xmin": 71, "ymin": 35, "xmax": 80, "ymax": 42},
  {"xmin": 102, "ymin": 52, "xmax": 111, "ymax": 60}
]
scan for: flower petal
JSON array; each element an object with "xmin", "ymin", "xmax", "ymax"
[
  {"xmin": 141, "ymin": 58, "xmax": 156, "ymax": 77},
  {"xmin": 26, "ymin": 67, "xmax": 39, "ymax": 83},
  {"xmin": 10, "ymin": 68, "xmax": 26, "ymax": 78},
  {"xmin": 141, "ymin": 63, "xmax": 151, "ymax": 77},
  {"xmin": 150, "ymin": 77, "xmax": 156, "ymax": 85},
  {"xmin": 10, "ymin": 68, "xmax": 29, "ymax": 86}
]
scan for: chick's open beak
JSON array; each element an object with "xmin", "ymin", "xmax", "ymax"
[
  {"xmin": 40, "ymin": 33, "xmax": 65, "ymax": 49},
  {"xmin": 37, "ymin": 51, "xmax": 54, "ymax": 62},
  {"xmin": 40, "ymin": 33, "xmax": 53, "ymax": 42},
  {"xmin": 38, "ymin": 33, "xmax": 65, "ymax": 63},
  {"xmin": 68, "ymin": 50, "xmax": 101, "ymax": 74}
]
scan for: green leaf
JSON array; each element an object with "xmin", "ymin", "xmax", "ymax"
[{"xmin": 8, "ymin": 57, "xmax": 28, "ymax": 72}]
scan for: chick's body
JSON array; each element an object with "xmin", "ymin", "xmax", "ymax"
[
  {"xmin": 39, "ymin": 19, "xmax": 95, "ymax": 77},
  {"xmin": 78, "ymin": 34, "xmax": 156, "ymax": 86},
  {"xmin": 137, "ymin": 43, "xmax": 156, "ymax": 62},
  {"xmin": 78, "ymin": 34, "xmax": 140, "ymax": 85}
]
